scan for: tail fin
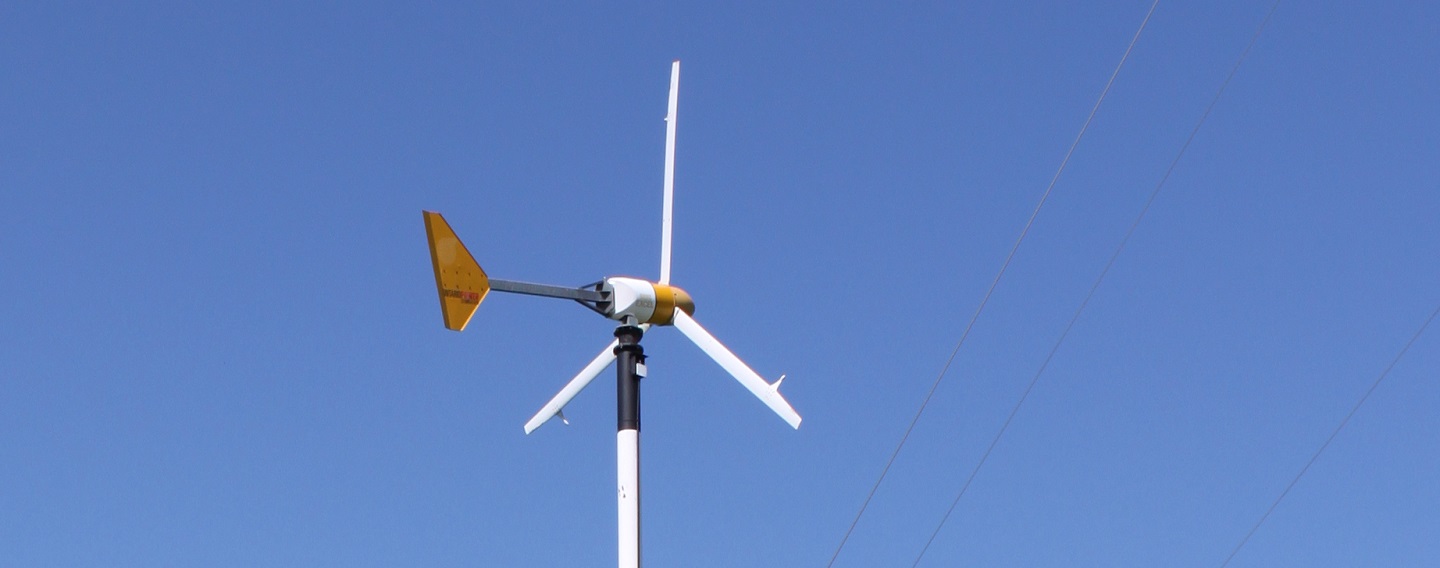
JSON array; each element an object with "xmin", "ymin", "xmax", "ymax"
[{"xmin": 423, "ymin": 211, "xmax": 489, "ymax": 331}]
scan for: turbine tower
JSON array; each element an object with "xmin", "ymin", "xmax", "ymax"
[{"xmin": 422, "ymin": 60, "xmax": 801, "ymax": 568}]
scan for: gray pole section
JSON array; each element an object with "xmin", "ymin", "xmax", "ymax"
[{"xmin": 616, "ymin": 325, "xmax": 644, "ymax": 431}]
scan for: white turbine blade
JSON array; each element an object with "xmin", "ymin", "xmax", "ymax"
[
  {"xmin": 670, "ymin": 309, "xmax": 802, "ymax": 429},
  {"xmin": 659, "ymin": 60, "xmax": 680, "ymax": 284},
  {"xmin": 524, "ymin": 340, "xmax": 618, "ymax": 434}
]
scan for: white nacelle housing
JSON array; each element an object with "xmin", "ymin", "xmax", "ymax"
[
  {"xmin": 602, "ymin": 276, "xmax": 693, "ymax": 326},
  {"xmin": 604, "ymin": 277, "xmax": 658, "ymax": 322}
]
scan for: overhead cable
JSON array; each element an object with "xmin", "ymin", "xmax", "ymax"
[
  {"xmin": 824, "ymin": 2, "xmax": 1161, "ymax": 565},
  {"xmin": 912, "ymin": 2, "xmax": 1282, "ymax": 564},
  {"xmin": 1219, "ymin": 299, "xmax": 1440, "ymax": 567}
]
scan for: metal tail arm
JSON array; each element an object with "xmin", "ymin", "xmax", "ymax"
[{"xmin": 489, "ymin": 279, "xmax": 608, "ymax": 302}]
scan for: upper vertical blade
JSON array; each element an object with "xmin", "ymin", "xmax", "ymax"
[
  {"xmin": 670, "ymin": 309, "xmax": 802, "ymax": 429},
  {"xmin": 659, "ymin": 60, "xmax": 680, "ymax": 284}
]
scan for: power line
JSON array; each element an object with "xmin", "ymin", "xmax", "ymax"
[
  {"xmin": 1219, "ymin": 299, "xmax": 1440, "ymax": 566},
  {"xmin": 911, "ymin": 2, "xmax": 1282, "ymax": 564},
  {"xmin": 823, "ymin": 2, "xmax": 1161, "ymax": 565}
]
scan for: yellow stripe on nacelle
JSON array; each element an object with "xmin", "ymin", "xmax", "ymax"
[{"xmin": 423, "ymin": 211, "xmax": 489, "ymax": 331}]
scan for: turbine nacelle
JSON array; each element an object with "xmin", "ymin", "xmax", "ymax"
[{"xmin": 602, "ymin": 277, "xmax": 694, "ymax": 325}]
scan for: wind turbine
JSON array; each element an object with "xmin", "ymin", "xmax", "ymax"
[{"xmin": 422, "ymin": 60, "xmax": 801, "ymax": 568}]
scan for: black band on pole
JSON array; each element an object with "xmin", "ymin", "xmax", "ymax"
[{"xmin": 615, "ymin": 324, "xmax": 645, "ymax": 432}]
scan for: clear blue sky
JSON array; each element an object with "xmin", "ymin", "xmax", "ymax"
[{"xmin": 4, "ymin": 2, "xmax": 1438, "ymax": 566}]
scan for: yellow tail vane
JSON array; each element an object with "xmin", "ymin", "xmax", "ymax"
[{"xmin": 423, "ymin": 211, "xmax": 490, "ymax": 331}]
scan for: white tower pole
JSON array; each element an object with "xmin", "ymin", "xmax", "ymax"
[
  {"xmin": 617, "ymin": 430, "xmax": 640, "ymax": 568},
  {"xmin": 614, "ymin": 324, "xmax": 645, "ymax": 568}
]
